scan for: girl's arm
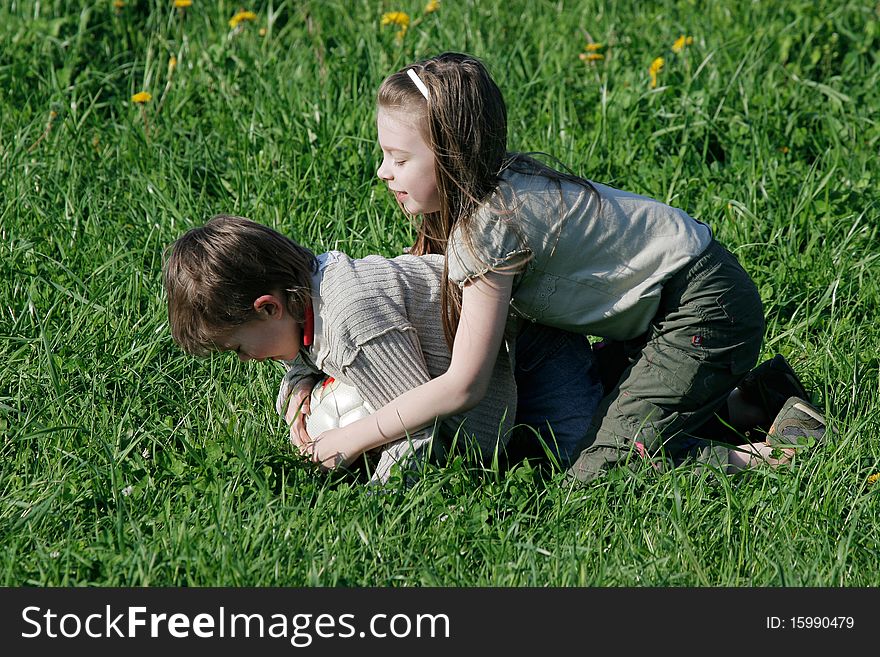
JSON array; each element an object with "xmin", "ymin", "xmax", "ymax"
[{"xmin": 303, "ymin": 271, "xmax": 514, "ymax": 468}]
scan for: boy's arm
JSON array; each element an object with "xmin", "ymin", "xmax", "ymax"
[
  {"xmin": 275, "ymin": 356, "xmax": 321, "ymax": 447},
  {"xmin": 369, "ymin": 426, "xmax": 436, "ymax": 485},
  {"xmin": 275, "ymin": 355, "xmax": 321, "ymax": 416},
  {"xmin": 303, "ymin": 271, "xmax": 513, "ymax": 468}
]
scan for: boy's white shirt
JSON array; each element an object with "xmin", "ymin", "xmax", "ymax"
[{"xmin": 276, "ymin": 251, "xmax": 434, "ymax": 485}]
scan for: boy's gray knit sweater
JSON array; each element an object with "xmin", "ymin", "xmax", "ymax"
[{"xmin": 280, "ymin": 251, "xmax": 517, "ymax": 482}]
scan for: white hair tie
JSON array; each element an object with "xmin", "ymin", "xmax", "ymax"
[{"xmin": 407, "ymin": 68, "xmax": 430, "ymax": 100}]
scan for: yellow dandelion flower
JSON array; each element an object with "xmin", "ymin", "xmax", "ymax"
[
  {"xmin": 173, "ymin": 0, "xmax": 192, "ymax": 8},
  {"xmin": 649, "ymin": 57, "xmax": 664, "ymax": 88},
  {"xmin": 425, "ymin": 0, "xmax": 440, "ymax": 12},
  {"xmin": 585, "ymin": 42, "xmax": 603, "ymax": 51},
  {"xmin": 168, "ymin": 56, "xmax": 177, "ymax": 75},
  {"xmin": 131, "ymin": 91, "xmax": 152, "ymax": 103},
  {"xmin": 381, "ymin": 11, "xmax": 411, "ymax": 27},
  {"xmin": 113, "ymin": 0, "xmax": 125, "ymax": 8},
  {"xmin": 259, "ymin": 27, "xmax": 267, "ymax": 36},
  {"xmin": 868, "ymin": 473, "xmax": 880, "ymax": 485},
  {"xmin": 229, "ymin": 10, "xmax": 257, "ymax": 29},
  {"xmin": 579, "ymin": 53, "xmax": 604, "ymax": 62},
  {"xmin": 672, "ymin": 35, "xmax": 694, "ymax": 53}
]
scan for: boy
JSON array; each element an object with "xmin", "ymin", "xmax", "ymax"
[{"xmin": 162, "ymin": 214, "xmax": 518, "ymax": 483}]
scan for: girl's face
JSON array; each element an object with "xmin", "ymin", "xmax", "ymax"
[{"xmin": 376, "ymin": 107, "xmax": 441, "ymax": 215}]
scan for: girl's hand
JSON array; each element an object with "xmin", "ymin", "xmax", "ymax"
[
  {"xmin": 285, "ymin": 381, "xmax": 314, "ymax": 450},
  {"xmin": 299, "ymin": 427, "xmax": 355, "ymax": 470}
]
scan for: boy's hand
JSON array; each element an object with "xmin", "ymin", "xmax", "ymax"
[
  {"xmin": 276, "ymin": 370, "xmax": 318, "ymax": 417},
  {"xmin": 300, "ymin": 427, "xmax": 354, "ymax": 471},
  {"xmin": 285, "ymin": 381, "xmax": 314, "ymax": 449}
]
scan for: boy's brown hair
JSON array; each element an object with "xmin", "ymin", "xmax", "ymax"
[{"xmin": 162, "ymin": 214, "xmax": 317, "ymax": 356}]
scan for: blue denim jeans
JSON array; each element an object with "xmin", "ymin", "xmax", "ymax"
[{"xmin": 512, "ymin": 322, "xmax": 604, "ymax": 467}]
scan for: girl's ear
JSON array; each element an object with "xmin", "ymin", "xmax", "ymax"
[{"xmin": 253, "ymin": 294, "xmax": 284, "ymax": 318}]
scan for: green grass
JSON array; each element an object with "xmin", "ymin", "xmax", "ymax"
[{"xmin": 1, "ymin": 0, "xmax": 879, "ymax": 586}]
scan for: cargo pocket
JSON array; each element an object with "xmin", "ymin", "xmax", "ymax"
[{"xmin": 714, "ymin": 285, "xmax": 764, "ymax": 377}]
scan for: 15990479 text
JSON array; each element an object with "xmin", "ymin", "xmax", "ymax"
[{"xmin": 766, "ymin": 616, "xmax": 854, "ymax": 630}]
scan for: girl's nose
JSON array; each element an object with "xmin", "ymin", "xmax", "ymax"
[{"xmin": 376, "ymin": 156, "xmax": 392, "ymax": 181}]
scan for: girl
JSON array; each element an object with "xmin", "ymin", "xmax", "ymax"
[{"xmin": 298, "ymin": 52, "xmax": 820, "ymax": 479}]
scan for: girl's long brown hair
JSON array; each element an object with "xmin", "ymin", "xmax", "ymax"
[{"xmin": 378, "ymin": 53, "xmax": 507, "ymax": 346}]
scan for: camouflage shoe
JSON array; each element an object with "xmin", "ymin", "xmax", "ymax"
[{"xmin": 766, "ymin": 396, "xmax": 827, "ymax": 450}]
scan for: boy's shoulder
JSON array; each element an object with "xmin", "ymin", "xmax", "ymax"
[
  {"xmin": 313, "ymin": 251, "xmax": 444, "ymax": 353},
  {"xmin": 322, "ymin": 251, "xmax": 444, "ymax": 286},
  {"xmin": 317, "ymin": 251, "xmax": 442, "ymax": 316}
]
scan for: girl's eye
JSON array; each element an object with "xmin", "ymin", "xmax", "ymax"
[{"xmin": 394, "ymin": 160, "xmax": 406, "ymax": 166}]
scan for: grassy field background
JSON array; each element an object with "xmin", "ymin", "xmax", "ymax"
[{"xmin": 1, "ymin": 0, "xmax": 879, "ymax": 586}]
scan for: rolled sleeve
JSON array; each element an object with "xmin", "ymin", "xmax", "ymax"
[
  {"xmin": 340, "ymin": 328, "xmax": 431, "ymax": 412},
  {"xmin": 275, "ymin": 355, "xmax": 322, "ymax": 416},
  {"xmin": 341, "ymin": 329, "xmax": 436, "ymax": 485}
]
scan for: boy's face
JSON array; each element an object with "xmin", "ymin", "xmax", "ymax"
[
  {"xmin": 217, "ymin": 296, "xmax": 302, "ymax": 362},
  {"xmin": 376, "ymin": 107, "xmax": 441, "ymax": 215}
]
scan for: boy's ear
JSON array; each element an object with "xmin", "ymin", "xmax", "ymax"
[{"xmin": 253, "ymin": 294, "xmax": 284, "ymax": 318}]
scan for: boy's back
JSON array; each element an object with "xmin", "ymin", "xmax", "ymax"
[{"xmin": 288, "ymin": 251, "xmax": 518, "ymax": 475}]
